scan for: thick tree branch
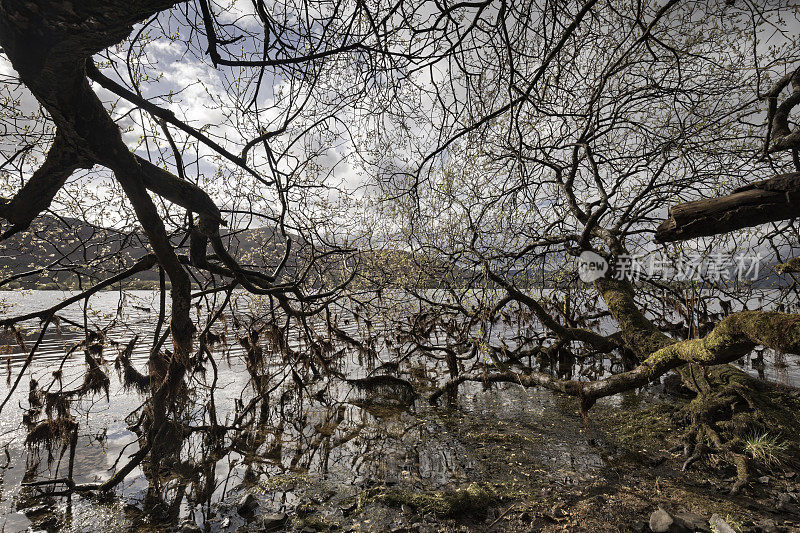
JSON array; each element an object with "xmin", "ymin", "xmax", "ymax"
[
  {"xmin": 0, "ymin": 130, "xmax": 91, "ymax": 240},
  {"xmin": 484, "ymin": 265, "xmax": 619, "ymax": 352},
  {"xmin": 764, "ymin": 67, "xmax": 800, "ymax": 154},
  {"xmin": 431, "ymin": 310, "xmax": 800, "ymax": 407},
  {"xmin": 0, "ymin": 254, "xmax": 157, "ymax": 327},
  {"xmin": 86, "ymin": 62, "xmax": 268, "ymax": 183},
  {"xmin": 593, "ymin": 276, "xmax": 673, "ymax": 358},
  {"xmin": 655, "ymin": 172, "xmax": 800, "ymax": 242}
]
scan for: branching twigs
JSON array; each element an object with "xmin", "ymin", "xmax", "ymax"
[
  {"xmin": 657, "ymin": 64, "xmax": 800, "ymax": 242},
  {"xmin": 23, "ymin": 440, "xmax": 153, "ymax": 494},
  {"xmin": 197, "ymin": 0, "xmax": 365, "ymax": 68},
  {"xmin": 0, "ymin": 317, "xmax": 52, "ymax": 417},
  {"xmin": 86, "ymin": 62, "xmax": 264, "ymax": 183}
]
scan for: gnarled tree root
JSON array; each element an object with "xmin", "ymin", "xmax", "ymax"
[{"xmin": 676, "ymin": 365, "xmax": 800, "ymax": 494}]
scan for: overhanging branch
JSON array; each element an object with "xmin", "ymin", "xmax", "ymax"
[{"xmin": 655, "ymin": 172, "xmax": 800, "ymax": 242}]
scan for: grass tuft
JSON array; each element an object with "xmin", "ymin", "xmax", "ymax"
[{"xmin": 743, "ymin": 432, "xmax": 788, "ymax": 467}]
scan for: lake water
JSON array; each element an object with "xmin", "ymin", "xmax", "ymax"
[{"xmin": 0, "ymin": 289, "xmax": 797, "ymax": 532}]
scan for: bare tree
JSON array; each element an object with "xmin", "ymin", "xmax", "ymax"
[
  {"xmin": 365, "ymin": 0, "xmax": 800, "ymax": 493},
  {"xmin": 2, "ymin": 0, "xmax": 800, "ymax": 524},
  {"xmin": 0, "ymin": 0, "xmax": 551, "ymax": 520},
  {"xmin": 0, "ymin": 0, "xmax": 435, "ymax": 506}
]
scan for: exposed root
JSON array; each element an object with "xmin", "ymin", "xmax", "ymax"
[
  {"xmin": 702, "ymin": 422, "xmax": 749, "ymax": 495},
  {"xmin": 676, "ymin": 365, "xmax": 800, "ymax": 494},
  {"xmin": 681, "ymin": 430, "xmax": 706, "ymax": 473}
]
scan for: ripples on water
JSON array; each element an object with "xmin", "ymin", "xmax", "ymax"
[
  {"xmin": 0, "ymin": 290, "xmax": 797, "ymax": 532},
  {"xmin": 0, "ymin": 290, "xmax": 497, "ymax": 532}
]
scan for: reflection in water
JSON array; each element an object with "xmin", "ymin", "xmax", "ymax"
[
  {"xmin": 0, "ymin": 290, "xmax": 798, "ymax": 532},
  {"xmin": 0, "ymin": 290, "xmax": 481, "ymax": 531}
]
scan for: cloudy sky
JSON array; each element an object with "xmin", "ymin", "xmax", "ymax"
[{"xmin": 1, "ymin": 0, "xmax": 799, "ymax": 262}]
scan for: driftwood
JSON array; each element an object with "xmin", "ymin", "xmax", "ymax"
[{"xmin": 655, "ymin": 172, "xmax": 800, "ymax": 242}]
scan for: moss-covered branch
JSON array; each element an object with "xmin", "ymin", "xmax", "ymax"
[
  {"xmin": 593, "ymin": 277, "xmax": 673, "ymax": 358},
  {"xmin": 430, "ymin": 310, "xmax": 800, "ymax": 407}
]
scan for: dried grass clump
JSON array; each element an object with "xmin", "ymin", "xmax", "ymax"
[
  {"xmin": 44, "ymin": 392, "xmax": 71, "ymax": 418},
  {"xmin": 28, "ymin": 378, "xmax": 42, "ymax": 408},
  {"xmin": 80, "ymin": 365, "xmax": 110, "ymax": 398},
  {"xmin": 122, "ymin": 364, "xmax": 150, "ymax": 393},
  {"xmin": 114, "ymin": 336, "xmax": 149, "ymax": 393},
  {"xmin": 87, "ymin": 342, "xmax": 104, "ymax": 358},
  {"xmin": 25, "ymin": 417, "xmax": 77, "ymax": 448},
  {"xmin": 202, "ymin": 331, "xmax": 224, "ymax": 346}
]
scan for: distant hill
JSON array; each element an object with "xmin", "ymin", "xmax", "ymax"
[
  {"xmin": 2, "ymin": 216, "xmax": 788, "ymax": 291},
  {"xmin": 0, "ymin": 216, "xmax": 470, "ymax": 290},
  {"xmin": 0, "ymin": 216, "xmax": 292, "ymax": 289}
]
